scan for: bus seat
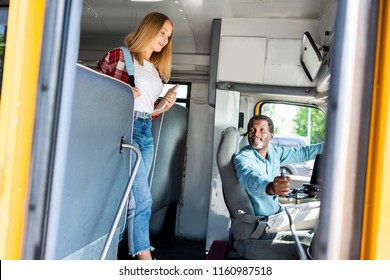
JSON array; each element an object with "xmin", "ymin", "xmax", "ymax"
[
  {"xmin": 149, "ymin": 104, "xmax": 188, "ymax": 232},
  {"xmin": 46, "ymin": 64, "xmax": 136, "ymax": 259},
  {"xmin": 216, "ymin": 127, "xmax": 312, "ymax": 259}
]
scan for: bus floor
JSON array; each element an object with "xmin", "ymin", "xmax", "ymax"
[{"xmin": 117, "ymin": 230, "xmax": 207, "ymax": 260}]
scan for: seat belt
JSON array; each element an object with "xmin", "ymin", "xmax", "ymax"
[
  {"xmin": 120, "ymin": 46, "xmax": 135, "ymax": 87},
  {"xmin": 230, "ymin": 210, "xmax": 268, "ymax": 240}
]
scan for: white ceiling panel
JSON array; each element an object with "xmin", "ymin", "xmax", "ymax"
[{"xmin": 79, "ymin": 0, "xmax": 331, "ymax": 73}]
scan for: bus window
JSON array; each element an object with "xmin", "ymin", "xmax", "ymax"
[
  {"xmin": 260, "ymin": 102, "xmax": 326, "ymax": 178},
  {"xmin": 160, "ymin": 82, "xmax": 191, "ymax": 109}
]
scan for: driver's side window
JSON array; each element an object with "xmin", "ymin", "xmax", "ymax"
[{"xmin": 259, "ymin": 102, "xmax": 326, "ymax": 179}]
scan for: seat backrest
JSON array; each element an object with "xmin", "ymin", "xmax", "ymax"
[
  {"xmin": 216, "ymin": 127, "xmax": 258, "ymax": 240},
  {"xmin": 45, "ymin": 64, "xmax": 134, "ymax": 259},
  {"xmin": 150, "ymin": 104, "xmax": 188, "ymax": 214}
]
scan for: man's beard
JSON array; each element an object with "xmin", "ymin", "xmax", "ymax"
[{"xmin": 250, "ymin": 136, "xmax": 264, "ymax": 150}]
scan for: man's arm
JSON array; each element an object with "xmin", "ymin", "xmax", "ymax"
[
  {"xmin": 278, "ymin": 142, "xmax": 324, "ymax": 166},
  {"xmin": 233, "ymin": 153, "xmax": 272, "ymax": 197}
]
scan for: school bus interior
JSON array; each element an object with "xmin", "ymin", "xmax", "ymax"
[
  {"xmin": 73, "ymin": 0, "xmax": 335, "ymax": 260},
  {"xmin": 6, "ymin": 0, "xmax": 389, "ymax": 260}
]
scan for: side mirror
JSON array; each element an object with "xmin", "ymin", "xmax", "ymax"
[{"xmin": 300, "ymin": 32, "xmax": 323, "ymax": 82}]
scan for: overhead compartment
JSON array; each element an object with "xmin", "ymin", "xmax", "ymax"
[
  {"xmin": 265, "ymin": 38, "xmax": 312, "ymax": 86},
  {"xmin": 217, "ymin": 18, "xmax": 319, "ymax": 87},
  {"xmin": 218, "ymin": 36, "xmax": 266, "ymax": 83}
]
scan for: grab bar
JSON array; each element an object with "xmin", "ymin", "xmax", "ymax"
[{"xmin": 100, "ymin": 143, "xmax": 141, "ymax": 260}]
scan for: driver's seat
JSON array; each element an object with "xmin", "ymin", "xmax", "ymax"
[{"xmin": 216, "ymin": 127, "xmax": 313, "ymax": 259}]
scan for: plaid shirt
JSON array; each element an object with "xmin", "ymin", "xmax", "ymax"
[
  {"xmin": 96, "ymin": 47, "xmax": 130, "ymax": 85},
  {"xmin": 96, "ymin": 47, "xmax": 161, "ymax": 118}
]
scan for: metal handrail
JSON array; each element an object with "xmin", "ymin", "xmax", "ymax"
[{"xmin": 100, "ymin": 143, "xmax": 141, "ymax": 260}]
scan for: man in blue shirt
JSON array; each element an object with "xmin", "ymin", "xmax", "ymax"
[{"xmin": 233, "ymin": 115, "xmax": 323, "ymax": 233}]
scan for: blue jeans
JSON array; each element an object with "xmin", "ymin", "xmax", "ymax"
[{"xmin": 127, "ymin": 117, "xmax": 154, "ymax": 255}]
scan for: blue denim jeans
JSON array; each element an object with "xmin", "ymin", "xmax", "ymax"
[{"xmin": 127, "ymin": 117, "xmax": 154, "ymax": 255}]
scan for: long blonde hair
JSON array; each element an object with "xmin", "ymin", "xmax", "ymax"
[{"xmin": 124, "ymin": 12, "xmax": 173, "ymax": 82}]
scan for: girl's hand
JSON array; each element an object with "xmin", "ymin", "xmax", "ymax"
[
  {"xmin": 152, "ymin": 85, "xmax": 178, "ymax": 116},
  {"xmin": 159, "ymin": 85, "xmax": 177, "ymax": 110},
  {"xmin": 131, "ymin": 86, "xmax": 141, "ymax": 99}
]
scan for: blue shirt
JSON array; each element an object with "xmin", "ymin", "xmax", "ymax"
[{"xmin": 233, "ymin": 143, "xmax": 324, "ymax": 216}]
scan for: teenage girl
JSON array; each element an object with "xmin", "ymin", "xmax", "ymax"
[{"xmin": 97, "ymin": 12, "xmax": 176, "ymax": 260}]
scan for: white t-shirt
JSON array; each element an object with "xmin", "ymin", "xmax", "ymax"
[{"xmin": 133, "ymin": 59, "xmax": 163, "ymax": 113}]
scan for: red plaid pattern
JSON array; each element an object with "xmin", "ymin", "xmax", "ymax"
[
  {"xmin": 96, "ymin": 47, "xmax": 162, "ymax": 119},
  {"xmin": 96, "ymin": 48, "xmax": 129, "ymax": 84}
]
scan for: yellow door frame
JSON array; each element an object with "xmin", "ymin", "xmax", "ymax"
[
  {"xmin": 0, "ymin": 0, "xmax": 46, "ymax": 259},
  {"xmin": 362, "ymin": 0, "xmax": 390, "ymax": 260}
]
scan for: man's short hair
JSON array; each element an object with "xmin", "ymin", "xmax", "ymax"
[{"xmin": 247, "ymin": 115, "xmax": 274, "ymax": 133}]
